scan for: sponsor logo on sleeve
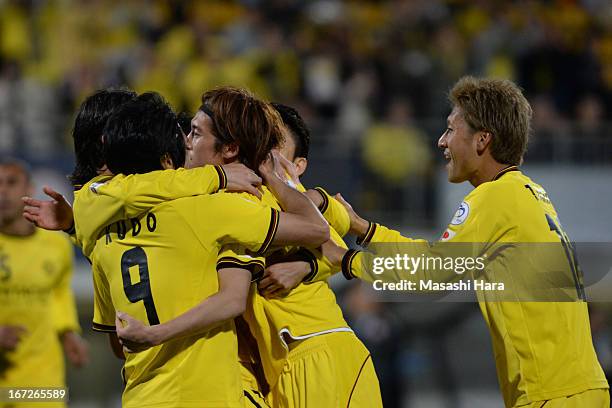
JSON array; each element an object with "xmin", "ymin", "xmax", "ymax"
[
  {"xmin": 450, "ymin": 202, "xmax": 470, "ymax": 225},
  {"xmin": 440, "ymin": 229, "xmax": 456, "ymax": 241}
]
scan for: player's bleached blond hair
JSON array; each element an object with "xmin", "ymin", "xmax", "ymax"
[{"xmin": 449, "ymin": 76, "xmax": 532, "ymax": 166}]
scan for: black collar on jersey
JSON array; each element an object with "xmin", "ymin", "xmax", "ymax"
[{"xmin": 492, "ymin": 165, "xmax": 519, "ymax": 181}]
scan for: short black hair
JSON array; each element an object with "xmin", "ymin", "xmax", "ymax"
[
  {"xmin": 103, "ymin": 92, "xmax": 184, "ymax": 175},
  {"xmin": 271, "ymin": 102, "xmax": 310, "ymax": 159},
  {"xmin": 69, "ymin": 88, "xmax": 137, "ymax": 186}
]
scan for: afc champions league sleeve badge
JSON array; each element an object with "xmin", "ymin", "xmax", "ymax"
[{"xmin": 450, "ymin": 201, "xmax": 470, "ymax": 225}]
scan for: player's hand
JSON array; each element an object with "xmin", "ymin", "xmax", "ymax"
[
  {"xmin": 222, "ymin": 163, "xmax": 263, "ymax": 199},
  {"xmin": 259, "ymin": 151, "xmax": 295, "ymax": 186},
  {"xmin": 61, "ymin": 331, "xmax": 89, "ymax": 368},
  {"xmin": 22, "ymin": 186, "xmax": 74, "ymax": 231},
  {"xmin": 334, "ymin": 193, "xmax": 369, "ymax": 237},
  {"xmin": 258, "ymin": 261, "xmax": 310, "ymax": 298},
  {"xmin": 116, "ymin": 311, "xmax": 158, "ymax": 353},
  {"xmin": 271, "ymin": 149, "xmax": 300, "ymax": 186},
  {"xmin": 0, "ymin": 325, "xmax": 26, "ymax": 351}
]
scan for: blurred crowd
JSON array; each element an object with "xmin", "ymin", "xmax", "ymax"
[
  {"xmin": 0, "ymin": 0, "xmax": 610, "ymax": 219},
  {"xmin": 1, "ymin": 0, "xmax": 610, "ymax": 148}
]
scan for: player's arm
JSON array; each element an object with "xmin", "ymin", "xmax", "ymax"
[
  {"xmin": 90, "ymin": 164, "xmax": 262, "ymax": 220},
  {"xmin": 305, "ymin": 187, "xmax": 351, "ymax": 237},
  {"xmin": 21, "ymin": 163, "xmax": 261, "ymax": 234},
  {"xmin": 116, "ymin": 267, "xmax": 252, "ymax": 353},
  {"xmin": 259, "ymin": 152, "xmax": 329, "ymax": 247},
  {"xmin": 90, "ymin": 262, "xmax": 124, "ymax": 359},
  {"xmin": 258, "ymin": 225, "xmax": 348, "ymax": 297},
  {"xmin": 51, "ymin": 237, "xmax": 89, "ymax": 368}
]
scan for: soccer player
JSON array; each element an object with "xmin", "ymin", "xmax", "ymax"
[
  {"xmin": 97, "ymin": 90, "xmax": 382, "ymax": 408},
  {"xmin": 22, "ymin": 89, "xmax": 264, "ymax": 241},
  {"xmin": 24, "ymin": 89, "xmax": 382, "ymax": 407},
  {"xmin": 77, "ymin": 92, "xmax": 329, "ymax": 408},
  {"xmin": 0, "ymin": 158, "xmax": 88, "ymax": 408},
  {"xmin": 299, "ymin": 77, "xmax": 610, "ymax": 407},
  {"xmin": 257, "ymin": 102, "xmax": 352, "ymax": 296}
]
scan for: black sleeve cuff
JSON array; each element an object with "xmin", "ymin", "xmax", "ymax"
[
  {"xmin": 63, "ymin": 221, "xmax": 76, "ymax": 235},
  {"xmin": 341, "ymin": 249, "xmax": 360, "ymax": 280},
  {"xmin": 256, "ymin": 208, "xmax": 280, "ymax": 255},
  {"xmin": 214, "ymin": 165, "xmax": 227, "ymax": 191},
  {"xmin": 356, "ymin": 222, "xmax": 376, "ymax": 247},
  {"xmin": 313, "ymin": 187, "xmax": 330, "ymax": 213},
  {"xmin": 217, "ymin": 257, "xmax": 266, "ymax": 282},
  {"xmin": 92, "ymin": 322, "xmax": 116, "ymax": 333},
  {"xmin": 297, "ymin": 249, "xmax": 319, "ymax": 283}
]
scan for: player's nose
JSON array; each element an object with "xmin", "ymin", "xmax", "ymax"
[
  {"xmin": 184, "ymin": 132, "xmax": 193, "ymax": 150},
  {"xmin": 437, "ymin": 133, "xmax": 447, "ymax": 149}
]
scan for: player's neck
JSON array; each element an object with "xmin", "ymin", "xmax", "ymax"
[
  {"xmin": 0, "ymin": 217, "xmax": 36, "ymax": 237},
  {"xmin": 469, "ymin": 161, "xmax": 513, "ymax": 187}
]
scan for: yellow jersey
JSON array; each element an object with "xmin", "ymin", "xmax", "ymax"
[
  {"xmin": 73, "ymin": 165, "xmax": 225, "ymax": 259},
  {"xmin": 239, "ymin": 186, "xmax": 351, "ymax": 389},
  {"xmin": 81, "ymin": 178, "xmax": 277, "ymax": 408},
  {"xmin": 0, "ymin": 229, "xmax": 79, "ymax": 394},
  {"xmin": 341, "ymin": 168, "xmax": 609, "ymax": 407},
  {"xmin": 75, "ymin": 168, "xmax": 353, "ymax": 392}
]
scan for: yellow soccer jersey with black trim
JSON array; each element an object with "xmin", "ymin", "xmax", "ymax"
[
  {"xmin": 294, "ymin": 184, "xmax": 349, "ymax": 283},
  {"xmin": 88, "ymin": 191, "xmax": 277, "ymax": 408},
  {"xmin": 74, "ymin": 165, "xmax": 225, "ymax": 258},
  {"xmin": 74, "ymin": 169, "xmax": 351, "ymax": 394},
  {"xmin": 0, "ymin": 229, "xmax": 79, "ymax": 397},
  {"xmin": 311, "ymin": 186, "xmax": 351, "ymax": 238},
  {"xmin": 344, "ymin": 168, "xmax": 609, "ymax": 407},
  {"xmin": 240, "ymin": 187, "xmax": 351, "ymax": 389}
]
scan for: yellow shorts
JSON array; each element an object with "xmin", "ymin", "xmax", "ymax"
[
  {"xmin": 268, "ymin": 331, "xmax": 382, "ymax": 408},
  {"xmin": 241, "ymin": 362, "xmax": 270, "ymax": 408},
  {"xmin": 519, "ymin": 388, "xmax": 609, "ymax": 407}
]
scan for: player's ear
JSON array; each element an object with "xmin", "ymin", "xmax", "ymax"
[
  {"xmin": 476, "ymin": 131, "xmax": 493, "ymax": 155},
  {"xmin": 160, "ymin": 154, "xmax": 174, "ymax": 170},
  {"xmin": 222, "ymin": 143, "xmax": 239, "ymax": 161},
  {"xmin": 293, "ymin": 157, "xmax": 308, "ymax": 177}
]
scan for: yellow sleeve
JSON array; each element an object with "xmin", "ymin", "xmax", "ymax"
[
  {"xmin": 87, "ymin": 165, "xmax": 224, "ymax": 219},
  {"xmin": 189, "ymin": 192, "xmax": 280, "ymax": 255},
  {"xmin": 217, "ymin": 245, "xmax": 266, "ymax": 282},
  {"xmin": 91, "ymin": 262, "xmax": 116, "ymax": 333},
  {"xmin": 312, "ymin": 187, "xmax": 351, "ymax": 237},
  {"xmin": 75, "ymin": 166, "xmax": 224, "ymax": 257},
  {"xmin": 51, "ymin": 237, "xmax": 81, "ymax": 334},
  {"xmin": 344, "ymin": 188, "xmax": 501, "ymax": 283},
  {"xmin": 302, "ymin": 225, "xmax": 348, "ymax": 283}
]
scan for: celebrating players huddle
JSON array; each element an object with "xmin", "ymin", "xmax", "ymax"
[{"xmin": 18, "ymin": 78, "xmax": 610, "ymax": 408}]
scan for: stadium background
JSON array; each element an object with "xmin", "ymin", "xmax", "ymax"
[{"xmin": 1, "ymin": 0, "xmax": 610, "ymax": 406}]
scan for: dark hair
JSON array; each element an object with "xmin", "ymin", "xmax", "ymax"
[
  {"xmin": 103, "ymin": 92, "xmax": 184, "ymax": 175},
  {"xmin": 271, "ymin": 102, "xmax": 310, "ymax": 159},
  {"xmin": 449, "ymin": 76, "xmax": 532, "ymax": 166},
  {"xmin": 177, "ymin": 112, "xmax": 192, "ymax": 137},
  {"xmin": 199, "ymin": 87, "xmax": 284, "ymax": 171},
  {"xmin": 69, "ymin": 88, "xmax": 137, "ymax": 186},
  {"xmin": 0, "ymin": 156, "xmax": 32, "ymax": 183}
]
